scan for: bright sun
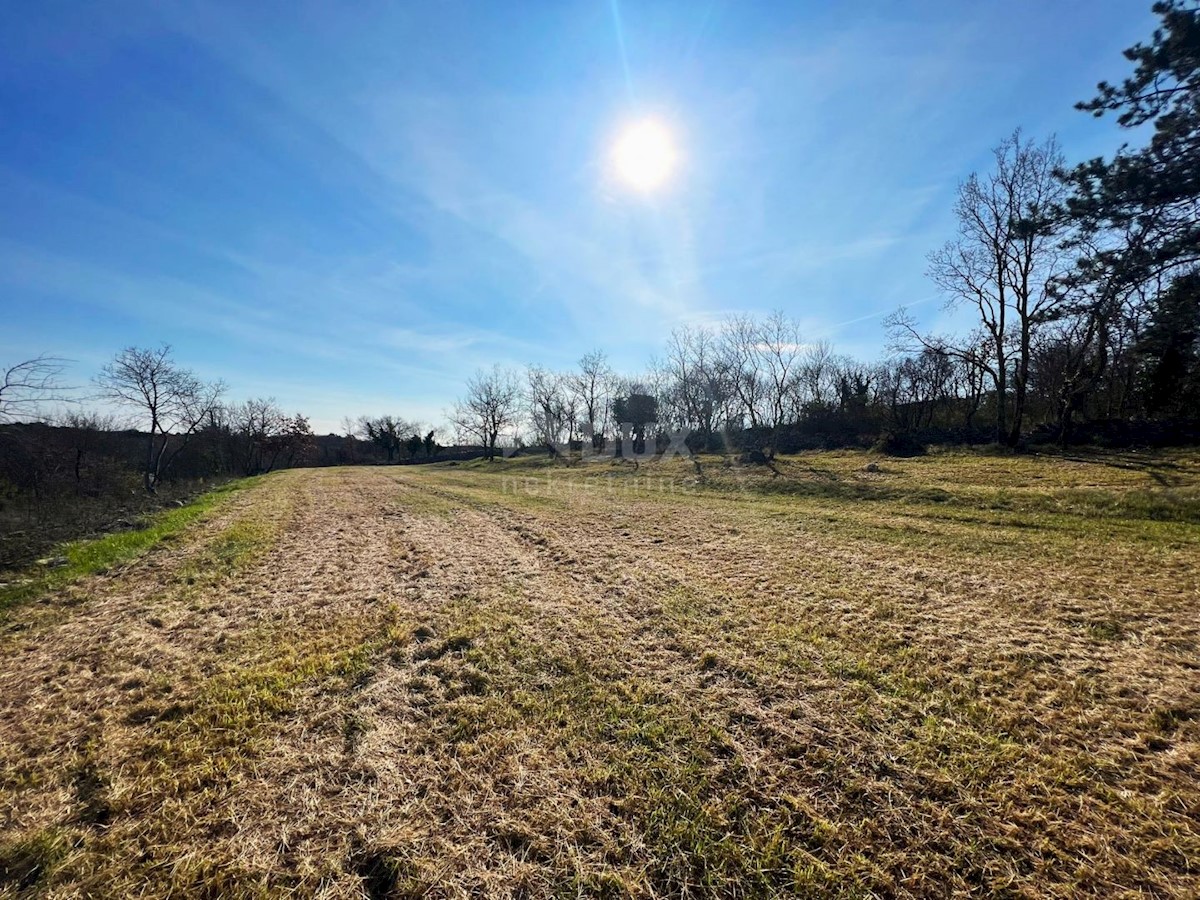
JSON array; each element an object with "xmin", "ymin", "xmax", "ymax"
[{"xmin": 611, "ymin": 119, "xmax": 677, "ymax": 192}]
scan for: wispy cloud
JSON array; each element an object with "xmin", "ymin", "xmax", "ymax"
[{"xmin": 2, "ymin": 0, "xmax": 1152, "ymax": 427}]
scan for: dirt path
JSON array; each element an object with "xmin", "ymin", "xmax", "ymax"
[{"xmin": 1, "ymin": 465, "xmax": 1197, "ymax": 898}]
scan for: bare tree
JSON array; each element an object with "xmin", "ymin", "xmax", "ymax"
[
  {"xmin": 797, "ymin": 341, "xmax": 837, "ymax": 411},
  {"xmin": 58, "ymin": 410, "xmax": 119, "ymax": 491},
  {"xmin": 755, "ymin": 310, "xmax": 804, "ymax": 455},
  {"xmin": 525, "ymin": 365, "xmax": 573, "ymax": 458},
  {"xmin": 570, "ymin": 350, "xmax": 613, "ymax": 450},
  {"xmin": 230, "ymin": 397, "xmax": 289, "ymax": 474},
  {"xmin": 721, "ymin": 311, "xmax": 803, "ymax": 456},
  {"xmin": 722, "ymin": 315, "xmax": 766, "ymax": 431},
  {"xmin": 909, "ymin": 130, "xmax": 1068, "ymax": 445},
  {"xmin": 879, "ymin": 349, "xmax": 956, "ymax": 432},
  {"xmin": 94, "ymin": 345, "xmax": 225, "ymax": 493},
  {"xmin": 661, "ymin": 325, "xmax": 732, "ymax": 447},
  {"xmin": 948, "ymin": 343, "xmax": 989, "ymax": 430},
  {"xmin": 451, "ymin": 366, "xmax": 520, "ymax": 461},
  {"xmin": 0, "ymin": 355, "xmax": 69, "ymax": 422}
]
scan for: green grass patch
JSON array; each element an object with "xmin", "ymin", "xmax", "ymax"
[
  {"xmin": 0, "ymin": 477, "xmax": 259, "ymax": 616},
  {"xmin": 394, "ymin": 600, "xmax": 856, "ymax": 895},
  {"xmin": 0, "ymin": 827, "xmax": 71, "ymax": 893},
  {"xmin": 172, "ymin": 516, "xmax": 276, "ymax": 589}
]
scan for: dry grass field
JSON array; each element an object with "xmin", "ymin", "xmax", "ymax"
[{"xmin": 1, "ymin": 450, "xmax": 1198, "ymax": 898}]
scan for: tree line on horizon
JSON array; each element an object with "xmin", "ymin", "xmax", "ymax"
[{"xmin": 0, "ymin": 343, "xmax": 470, "ymax": 567}]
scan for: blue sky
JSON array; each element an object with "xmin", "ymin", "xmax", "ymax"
[{"xmin": 1, "ymin": 1, "xmax": 1153, "ymax": 432}]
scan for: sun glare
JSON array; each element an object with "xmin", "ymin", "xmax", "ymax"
[{"xmin": 611, "ymin": 118, "xmax": 677, "ymax": 192}]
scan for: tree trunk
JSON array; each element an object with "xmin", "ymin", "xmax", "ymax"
[
  {"xmin": 144, "ymin": 430, "xmax": 157, "ymax": 494},
  {"xmin": 1008, "ymin": 375, "xmax": 1026, "ymax": 447},
  {"xmin": 1008, "ymin": 316, "xmax": 1033, "ymax": 447},
  {"xmin": 994, "ymin": 365, "xmax": 1007, "ymax": 445}
]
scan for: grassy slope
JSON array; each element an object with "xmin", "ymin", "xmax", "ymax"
[
  {"xmin": 1, "ymin": 451, "xmax": 1197, "ymax": 898},
  {"xmin": 374, "ymin": 449, "xmax": 1200, "ymax": 895}
]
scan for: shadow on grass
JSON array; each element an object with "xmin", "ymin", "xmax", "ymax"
[{"xmin": 737, "ymin": 468, "xmax": 1200, "ymax": 524}]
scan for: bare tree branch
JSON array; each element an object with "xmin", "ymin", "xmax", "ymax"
[{"xmin": 0, "ymin": 355, "xmax": 72, "ymax": 422}]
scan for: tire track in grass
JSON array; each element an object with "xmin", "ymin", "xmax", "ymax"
[
  {"xmin": 2, "ymin": 465, "xmax": 1196, "ymax": 897},
  {"xmin": 370, "ymin": 465, "xmax": 1200, "ymax": 897},
  {"xmin": 227, "ymin": 471, "xmax": 849, "ymax": 896}
]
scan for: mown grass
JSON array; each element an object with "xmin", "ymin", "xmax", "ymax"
[
  {"xmin": 1, "ymin": 606, "xmax": 410, "ymax": 897},
  {"xmin": 444, "ymin": 448, "xmax": 1200, "ymax": 524},
  {"xmin": 3, "ymin": 455, "xmax": 1197, "ymax": 897},
  {"xmin": 353, "ymin": 585, "xmax": 1084, "ymax": 896},
  {"xmin": 386, "ymin": 451, "xmax": 1199, "ymax": 895},
  {"xmin": 0, "ymin": 827, "xmax": 70, "ymax": 894},
  {"xmin": 0, "ymin": 477, "xmax": 258, "ymax": 617},
  {"xmin": 349, "ymin": 597, "xmax": 852, "ymax": 896},
  {"xmin": 437, "ymin": 450, "xmax": 1200, "ymax": 573}
]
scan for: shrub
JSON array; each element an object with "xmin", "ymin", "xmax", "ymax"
[{"xmin": 871, "ymin": 431, "xmax": 926, "ymax": 457}]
